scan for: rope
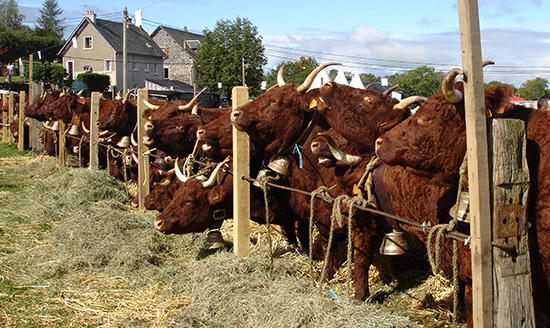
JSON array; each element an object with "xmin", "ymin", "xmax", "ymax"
[
  {"xmin": 309, "ymin": 185, "xmax": 336, "ymax": 285},
  {"xmin": 256, "ymin": 172, "xmax": 281, "ymax": 272}
]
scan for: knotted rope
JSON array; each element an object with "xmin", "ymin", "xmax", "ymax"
[
  {"xmin": 426, "ymin": 154, "xmax": 467, "ymax": 327},
  {"xmin": 256, "ymin": 172, "xmax": 281, "ymax": 271},
  {"xmin": 309, "ymin": 185, "xmax": 336, "ymax": 284}
]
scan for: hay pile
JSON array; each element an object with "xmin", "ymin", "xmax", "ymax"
[{"xmin": 0, "ymin": 155, "xmax": 458, "ymax": 327}]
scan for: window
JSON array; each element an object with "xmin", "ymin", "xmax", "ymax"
[
  {"xmin": 144, "ymin": 63, "xmax": 149, "ymax": 72},
  {"xmin": 84, "ymin": 36, "xmax": 93, "ymax": 50},
  {"xmin": 163, "ymin": 68, "xmax": 169, "ymax": 79},
  {"xmin": 104, "ymin": 59, "xmax": 112, "ymax": 72},
  {"xmin": 153, "ymin": 64, "xmax": 158, "ymax": 75},
  {"xmin": 66, "ymin": 61, "xmax": 74, "ymax": 80},
  {"xmin": 133, "ymin": 62, "xmax": 138, "ymax": 71}
]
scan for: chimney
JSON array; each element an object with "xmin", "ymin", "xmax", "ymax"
[
  {"xmin": 184, "ymin": 26, "xmax": 188, "ymax": 32},
  {"xmin": 381, "ymin": 77, "xmax": 389, "ymax": 86},
  {"xmin": 83, "ymin": 10, "xmax": 96, "ymax": 24}
]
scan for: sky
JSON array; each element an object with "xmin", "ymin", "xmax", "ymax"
[{"xmin": 16, "ymin": 0, "xmax": 550, "ymax": 86}]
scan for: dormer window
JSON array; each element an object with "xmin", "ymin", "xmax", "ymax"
[{"xmin": 84, "ymin": 36, "xmax": 93, "ymax": 50}]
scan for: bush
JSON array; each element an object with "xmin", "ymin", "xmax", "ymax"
[{"xmin": 76, "ymin": 72, "xmax": 110, "ymax": 92}]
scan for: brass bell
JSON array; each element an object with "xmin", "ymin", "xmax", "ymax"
[
  {"xmin": 50, "ymin": 121, "xmax": 59, "ymax": 131},
  {"xmin": 203, "ymin": 230, "xmax": 226, "ymax": 251},
  {"xmin": 379, "ymin": 229, "xmax": 409, "ymax": 255},
  {"xmin": 450, "ymin": 191, "xmax": 470, "ymax": 223},
  {"xmin": 267, "ymin": 155, "xmax": 292, "ymax": 177},
  {"xmin": 253, "ymin": 168, "xmax": 278, "ymax": 187},
  {"xmin": 116, "ymin": 136, "xmax": 131, "ymax": 148},
  {"xmin": 67, "ymin": 124, "xmax": 80, "ymax": 136}
]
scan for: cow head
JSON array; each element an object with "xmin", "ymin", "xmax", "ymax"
[
  {"xmin": 230, "ymin": 63, "xmax": 341, "ymax": 155},
  {"xmin": 196, "ymin": 111, "xmax": 233, "ymax": 158},
  {"xmin": 97, "ymin": 90, "xmax": 137, "ymax": 136},
  {"xmin": 24, "ymin": 90, "xmax": 61, "ymax": 121},
  {"xmin": 318, "ymin": 82, "xmax": 426, "ymax": 154}
]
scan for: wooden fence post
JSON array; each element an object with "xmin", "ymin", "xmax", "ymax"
[
  {"xmin": 489, "ymin": 119, "xmax": 534, "ymax": 327},
  {"xmin": 30, "ymin": 83, "xmax": 43, "ymax": 157},
  {"xmin": 232, "ymin": 86, "xmax": 250, "ymax": 257},
  {"xmin": 58, "ymin": 120, "xmax": 66, "ymax": 167},
  {"xmin": 7, "ymin": 92, "xmax": 14, "ymax": 144},
  {"xmin": 89, "ymin": 92, "xmax": 100, "ymax": 170},
  {"xmin": 1, "ymin": 94, "xmax": 6, "ymax": 143},
  {"xmin": 18, "ymin": 91, "xmax": 26, "ymax": 151},
  {"xmin": 456, "ymin": 0, "xmax": 494, "ymax": 326},
  {"xmin": 137, "ymin": 88, "xmax": 150, "ymax": 210}
]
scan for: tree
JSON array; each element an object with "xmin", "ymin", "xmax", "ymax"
[
  {"xmin": 35, "ymin": 0, "xmax": 65, "ymax": 41},
  {"xmin": 0, "ymin": 0, "xmax": 27, "ymax": 32},
  {"xmin": 195, "ymin": 17, "xmax": 267, "ymax": 100},
  {"xmin": 516, "ymin": 77, "xmax": 549, "ymax": 100},
  {"xmin": 389, "ymin": 66, "xmax": 444, "ymax": 98},
  {"xmin": 26, "ymin": 61, "xmax": 69, "ymax": 90},
  {"xmin": 359, "ymin": 73, "xmax": 381, "ymax": 83},
  {"xmin": 263, "ymin": 57, "xmax": 319, "ymax": 88}
]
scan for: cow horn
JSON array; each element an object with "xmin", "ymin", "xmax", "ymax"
[
  {"xmin": 174, "ymin": 157, "xmax": 189, "ymax": 183},
  {"xmin": 81, "ymin": 121, "xmax": 90, "ymax": 134},
  {"xmin": 383, "ymin": 84, "xmax": 399, "ymax": 96},
  {"xmin": 142, "ymin": 94, "xmax": 160, "ymax": 110},
  {"xmin": 364, "ymin": 83, "xmax": 373, "ymax": 90},
  {"xmin": 77, "ymin": 88, "xmax": 88, "ymax": 97},
  {"xmin": 130, "ymin": 131, "xmax": 138, "ymax": 146},
  {"xmin": 442, "ymin": 68, "xmax": 464, "ymax": 103},
  {"xmin": 115, "ymin": 89, "xmax": 123, "ymax": 100},
  {"xmin": 296, "ymin": 62, "xmax": 342, "ymax": 94},
  {"xmin": 154, "ymin": 176, "xmax": 173, "ymax": 189},
  {"xmin": 277, "ymin": 64, "xmax": 288, "ymax": 87},
  {"xmin": 132, "ymin": 152, "xmax": 139, "ymax": 166},
  {"xmin": 123, "ymin": 88, "xmax": 135, "ymax": 104},
  {"xmin": 178, "ymin": 87, "xmax": 207, "ymax": 111},
  {"xmin": 317, "ymin": 133, "xmax": 363, "ymax": 166},
  {"xmin": 202, "ymin": 157, "xmax": 231, "ymax": 188},
  {"xmin": 393, "ymin": 96, "xmax": 428, "ymax": 110}
]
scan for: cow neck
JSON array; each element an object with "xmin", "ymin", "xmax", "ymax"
[
  {"xmin": 281, "ymin": 109, "xmax": 320, "ymax": 156},
  {"xmin": 373, "ymin": 162, "xmax": 399, "ymax": 229}
]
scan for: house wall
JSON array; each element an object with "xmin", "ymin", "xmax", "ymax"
[
  {"xmin": 114, "ymin": 53, "xmax": 164, "ymax": 90},
  {"xmin": 62, "ymin": 23, "xmax": 115, "ymax": 83},
  {"xmin": 152, "ymin": 29, "xmax": 196, "ymax": 84}
]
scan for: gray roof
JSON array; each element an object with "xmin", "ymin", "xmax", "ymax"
[
  {"xmin": 146, "ymin": 79, "xmax": 195, "ymax": 92},
  {"xmin": 58, "ymin": 17, "xmax": 166, "ymax": 58},
  {"xmin": 151, "ymin": 26, "xmax": 203, "ymax": 50}
]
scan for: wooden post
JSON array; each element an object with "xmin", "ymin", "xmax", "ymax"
[
  {"xmin": 489, "ymin": 119, "xmax": 534, "ymax": 327},
  {"xmin": 18, "ymin": 91, "xmax": 25, "ymax": 151},
  {"xmin": 31, "ymin": 83, "xmax": 43, "ymax": 157},
  {"xmin": 89, "ymin": 92, "xmax": 100, "ymax": 170},
  {"xmin": 1, "ymin": 94, "xmax": 6, "ymax": 143},
  {"xmin": 457, "ymin": 0, "xmax": 493, "ymax": 326},
  {"xmin": 137, "ymin": 88, "xmax": 150, "ymax": 210},
  {"xmin": 58, "ymin": 120, "xmax": 66, "ymax": 167},
  {"xmin": 7, "ymin": 92, "xmax": 14, "ymax": 144},
  {"xmin": 232, "ymin": 86, "xmax": 250, "ymax": 257}
]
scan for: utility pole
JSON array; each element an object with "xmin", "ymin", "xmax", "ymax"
[
  {"xmin": 122, "ymin": 7, "xmax": 128, "ymax": 97},
  {"xmin": 242, "ymin": 57, "xmax": 245, "ymax": 86}
]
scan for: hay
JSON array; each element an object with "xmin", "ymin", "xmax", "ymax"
[{"xmin": 0, "ymin": 155, "xmax": 458, "ymax": 327}]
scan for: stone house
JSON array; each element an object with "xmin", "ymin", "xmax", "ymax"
[
  {"xmin": 57, "ymin": 11, "xmax": 166, "ymax": 91},
  {"xmin": 150, "ymin": 26, "xmax": 203, "ymax": 84}
]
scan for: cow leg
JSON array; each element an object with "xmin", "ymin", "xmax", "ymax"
[{"xmin": 352, "ymin": 228, "xmax": 376, "ymax": 301}]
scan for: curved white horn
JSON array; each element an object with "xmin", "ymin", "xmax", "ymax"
[
  {"xmin": 178, "ymin": 87, "xmax": 207, "ymax": 111},
  {"xmin": 174, "ymin": 157, "xmax": 188, "ymax": 183},
  {"xmin": 317, "ymin": 133, "xmax": 362, "ymax": 166},
  {"xmin": 81, "ymin": 121, "xmax": 90, "ymax": 134},
  {"xmin": 202, "ymin": 157, "xmax": 231, "ymax": 188},
  {"xmin": 442, "ymin": 68, "xmax": 464, "ymax": 103},
  {"xmin": 393, "ymin": 96, "xmax": 428, "ymax": 110},
  {"xmin": 296, "ymin": 62, "xmax": 342, "ymax": 94},
  {"xmin": 277, "ymin": 64, "xmax": 288, "ymax": 87},
  {"xmin": 383, "ymin": 84, "xmax": 399, "ymax": 96}
]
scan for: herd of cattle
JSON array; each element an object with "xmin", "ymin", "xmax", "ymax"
[{"xmin": 3, "ymin": 62, "xmax": 550, "ymax": 326}]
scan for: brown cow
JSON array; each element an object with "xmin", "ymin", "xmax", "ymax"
[{"xmin": 375, "ymin": 72, "xmax": 550, "ymax": 326}]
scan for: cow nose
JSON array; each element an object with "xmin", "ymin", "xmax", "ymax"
[
  {"xmin": 196, "ymin": 128, "xmax": 205, "ymax": 139},
  {"xmin": 375, "ymin": 138, "xmax": 383, "ymax": 153},
  {"xmin": 230, "ymin": 110, "xmax": 241, "ymax": 121},
  {"xmin": 144, "ymin": 121, "xmax": 154, "ymax": 131},
  {"xmin": 311, "ymin": 140, "xmax": 319, "ymax": 152},
  {"xmin": 154, "ymin": 218, "xmax": 163, "ymax": 231}
]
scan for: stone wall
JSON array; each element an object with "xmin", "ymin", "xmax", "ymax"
[{"xmin": 152, "ymin": 29, "xmax": 196, "ymax": 84}]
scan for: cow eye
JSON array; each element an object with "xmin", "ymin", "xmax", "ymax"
[
  {"xmin": 417, "ymin": 116, "xmax": 432, "ymax": 126},
  {"xmin": 363, "ymin": 97, "xmax": 373, "ymax": 105}
]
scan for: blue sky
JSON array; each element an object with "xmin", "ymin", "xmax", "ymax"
[{"xmin": 17, "ymin": 0, "xmax": 550, "ymax": 86}]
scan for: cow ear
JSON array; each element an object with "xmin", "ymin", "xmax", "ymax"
[{"xmin": 208, "ymin": 185, "xmax": 227, "ymax": 205}]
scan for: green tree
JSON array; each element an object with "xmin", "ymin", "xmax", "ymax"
[
  {"xmin": 516, "ymin": 77, "xmax": 549, "ymax": 100},
  {"xmin": 35, "ymin": 0, "xmax": 65, "ymax": 41},
  {"xmin": 359, "ymin": 73, "xmax": 381, "ymax": 83},
  {"xmin": 263, "ymin": 57, "xmax": 319, "ymax": 88},
  {"xmin": 195, "ymin": 17, "xmax": 267, "ymax": 100},
  {"xmin": 0, "ymin": 0, "xmax": 27, "ymax": 32},
  {"xmin": 27, "ymin": 61, "xmax": 68, "ymax": 89},
  {"xmin": 389, "ymin": 66, "xmax": 444, "ymax": 98}
]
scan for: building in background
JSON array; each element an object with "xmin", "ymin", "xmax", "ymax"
[{"xmin": 57, "ymin": 11, "xmax": 166, "ymax": 92}]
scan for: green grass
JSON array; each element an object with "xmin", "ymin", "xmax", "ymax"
[
  {"xmin": 0, "ymin": 143, "xmax": 31, "ymax": 158},
  {"xmin": 0, "ymin": 76, "xmax": 26, "ymax": 83}
]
